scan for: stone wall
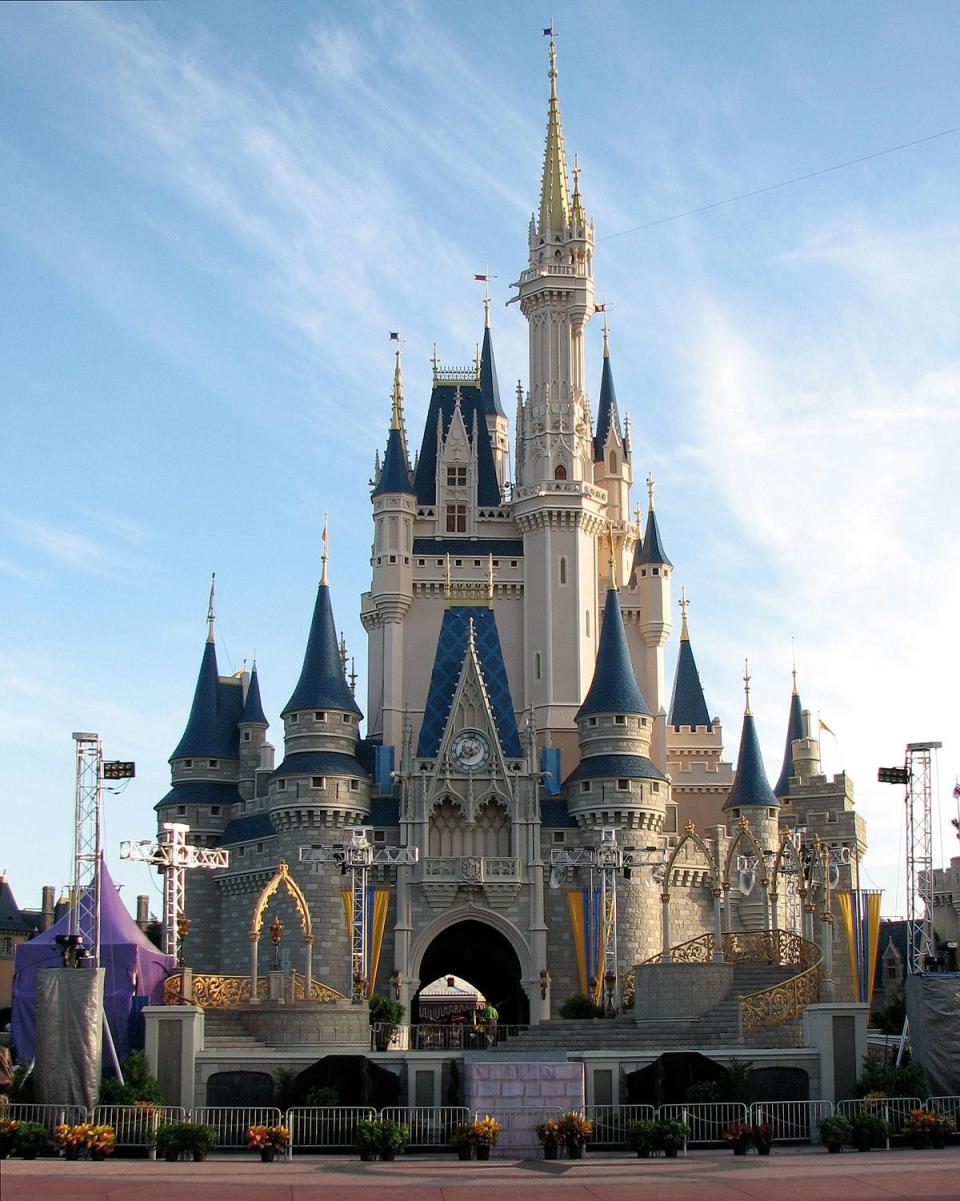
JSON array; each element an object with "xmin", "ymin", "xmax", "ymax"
[{"xmin": 463, "ymin": 1060, "xmax": 584, "ymax": 1156}]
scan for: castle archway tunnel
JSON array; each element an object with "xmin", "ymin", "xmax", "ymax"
[{"xmin": 414, "ymin": 919, "xmax": 530, "ymax": 1026}]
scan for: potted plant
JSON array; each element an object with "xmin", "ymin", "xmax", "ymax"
[
  {"xmin": 819, "ymin": 1114, "xmax": 852, "ymax": 1153},
  {"xmin": 13, "ymin": 1120, "xmax": 49, "ymax": 1160},
  {"xmin": 0, "ymin": 1119, "xmax": 19, "ymax": 1159},
  {"xmin": 627, "ymin": 1119, "xmax": 658, "ymax": 1159},
  {"xmin": 368, "ymin": 994, "xmax": 406, "ymax": 1051},
  {"xmin": 931, "ymin": 1112, "xmax": 956, "ymax": 1149},
  {"xmin": 724, "ymin": 1121, "xmax": 753, "ymax": 1156},
  {"xmin": 654, "ymin": 1118, "xmax": 688, "ymax": 1159},
  {"xmin": 246, "ymin": 1123, "xmax": 289, "ymax": 1162},
  {"xmin": 751, "ymin": 1121, "xmax": 773, "ymax": 1156},
  {"xmin": 55, "ymin": 1123, "xmax": 94, "ymax": 1160},
  {"xmin": 903, "ymin": 1108, "xmax": 937, "ymax": 1150},
  {"xmin": 850, "ymin": 1111, "xmax": 889, "ymax": 1152},
  {"xmin": 469, "ymin": 1115, "xmax": 501, "ymax": 1160},
  {"xmin": 450, "ymin": 1123, "xmax": 474, "ymax": 1161},
  {"xmin": 156, "ymin": 1121, "xmax": 218, "ymax": 1162},
  {"xmin": 535, "ymin": 1118, "xmax": 560, "ymax": 1160},
  {"xmin": 356, "ymin": 1118, "xmax": 381, "ymax": 1161},
  {"xmin": 377, "ymin": 1119, "xmax": 409, "ymax": 1161},
  {"xmin": 556, "ymin": 1111, "xmax": 592, "ymax": 1159},
  {"xmin": 89, "ymin": 1125, "xmax": 116, "ymax": 1161}
]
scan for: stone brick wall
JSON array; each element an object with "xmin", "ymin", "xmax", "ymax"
[{"xmin": 464, "ymin": 1061, "xmax": 584, "ymax": 1156}]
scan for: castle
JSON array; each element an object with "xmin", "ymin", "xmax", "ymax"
[{"xmin": 156, "ymin": 38, "xmax": 868, "ymax": 1031}]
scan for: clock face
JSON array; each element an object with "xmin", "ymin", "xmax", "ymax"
[{"xmin": 451, "ymin": 730, "xmax": 491, "ymax": 771}]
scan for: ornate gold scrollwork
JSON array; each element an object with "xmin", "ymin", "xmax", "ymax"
[{"xmin": 249, "ymin": 860, "xmax": 312, "ymax": 943}]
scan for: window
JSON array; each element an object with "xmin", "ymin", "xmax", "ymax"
[
  {"xmin": 314, "ymin": 711, "xmax": 326, "ymax": 722},
  {"xmin": 652, "ymin": 568, "xmax": 659, "ymax": 576},
  {"xmin": 885, "ymin": 960, "xmax": 899, "ymax": 981},
  {"xmin": 177, "ymin": 805, "xmax": 187, "ymax": 816},
  {"xmin": 559, "ymin": 557, "xmax": 567, "ymax": 585},
  {"xmin": 585, "ymin": 609, "xmax": 591, "ymax": 636},
  {"xmin": 589, "ymin": 717, "xmax": 597, "ymax": 727},
  {"xmin": 0, "ymin": 937, "xmax": 12, "ymax": 956},
  {"xmin": 373, "ymin": 830, "xmax": 386, "ymax": 843},
  {"xmin": 608, "ymin": 451, "xmax": 618, "ymax": 473},
  {"xmin": 256, "ymin": 842, "xmax": 264, "ymax": 853},
  {"xmin": 618, "ymin": 779, "xmax": 630, "ymax": 790},
  {"xmin": 209, "ymin": 759, "xmax": 218, "ymax": 768},
  {"xmin": 349, "ymin": 779, "xmax": 359, "ymax": 791},
  {"xmin": 278, "ymin": 779, "xmax": 287, "ymax": 791},
  {"xmin": 664, "ymin": 806, "xmax": 678, "ymax": 833},
  {"xmin": 342, "ymin": 713, "xmax": 351, "ymax": 724},
  {"xmin": 238, "ymin": 846, "xmax": 246, "ymax": 857},
  {"xmin": 210, "ymin": 805, "xmax": 221, "ymax": 816},
  {"xmin": 581, "ymin": 782, "xmax": 590, "ymax": 793},
  {"xmin": 445, "ymin": 504, "xmax": 467, "ymax": 532},
  {"xmin": 312, "ymin": 777, "xmax": 325, "ymax": 788},
  {"xmin": 651, "ymin": 782, "xmax": 660, "ymax": 793},
  {"xmin": 289, "ymin": 713, "xmax": 299, "ymax": 724},
  {"xmin": 535, "ymin": 651, "xmax": 542, "ymax": 681},
  {"xmin": 553, "ymin": 832, "xmax": 566, "ymax": 843},
  {"xmin": 614, "ymin": 715, "xmax": 625, "ymax": 725},
  {"xmin": 243, "ymin": 730, "xmax": 251, "ymax": 741},
  {"xmin": 446, "ymin": 466, "xmax": 467, "ymax": 488},
  {"xmin": 183, "ymin": 759, "xmax": 193, "ymax": 768},
  {"xmin": 554, "ymin": 464, "xmax": 567, "ymax": 480}
]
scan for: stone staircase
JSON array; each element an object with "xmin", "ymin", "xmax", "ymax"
[
  {"xmin": 202, "ymin": 1009, "xmax": 270, "ymax": 1052},
  {"xmin": 494, "ymin": 964, "xmax": 807, "ymax": 1053}
]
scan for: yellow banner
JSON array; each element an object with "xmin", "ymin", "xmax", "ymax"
[
  {"xmin": 340, "ymin": 887, "xmax": 390, "ymax": 994},
  {"xmin": 834, "ymin": 890, "xmax": 859, "ymax": 1002},
  {"xmin": 865, "ymin": 892, "xmax": 882, "ymax": 1010},
  {"xmin": 566, "ymin": 890, "xmax": 587, "ymax": 994}
]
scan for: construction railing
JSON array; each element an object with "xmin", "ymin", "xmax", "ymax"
[
  {"xmin": 191, "ymin": 1105, "xmax": 283, "ymax": 1148},
  {"xmin": 286, "ymin": 1106, "xmax": 376, "ymax": 1153},
  {"xmin": 836, "ymin": 1096, "xmax": 924, "ymax": 1137},
  {"xmin": 3, "ymin": 1103, "xmax": 87, "ymax": 1132},
  {"xmin": 585, "ymin": 1104, "xmax": 656, "ymax": 1147},
  {"xmin": 90, "ymin": 1105, "xmax": 186, "ymax": 1148},
  {"xmin": 380, "ymin": 1107, "xmax": 472, "ymax": 1148},
  {"xmin": 749, "ymin": 1100, "xmax": 833, "ymax": 1143},
  {"xmin": 658, "ymin": 1101, "xmax": 750, "ymax": 1145}
]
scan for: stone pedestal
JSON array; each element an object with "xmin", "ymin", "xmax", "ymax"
[
  {"xmin": 801, "ymin": 1002, "xmax": 868, "ymax": 1101},
  {"xmin": 143, "ymin": 1004, "xmax": 205, "ymax": 1110},
  {"xmin": 238, "ymin": 1000, "xmax": 368, "ymax": 1048}
]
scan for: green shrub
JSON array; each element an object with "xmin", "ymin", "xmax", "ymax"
[
  {"xmin": 558, "ymin": 993, "xmax": 603, "ymax": 1019},
  {"xmin": 855, "ymin": 1061, "xmax": 927, "ymax": 1100},
  {"xmin": 819, "ymin": 1114, "xmax": 852, "ymax": 1146},
  {"xmin": 627, "ymin": 1119, "xmax": 658, "ymax": 1152},
  {"xmin": 99, "ymin": 1051, "xmax": 163, "ymax": 1106},
  {"xmin": 155, "ymin": 1121, "xmax": 217, "ymax": 1159},
  {"xmin": 13, "ymin": 1121, "xmax": 50, "ymax": 1157}
]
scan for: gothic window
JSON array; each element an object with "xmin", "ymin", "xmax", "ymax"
[
  {"xmin": 445, "ymin": 504, "xmax": 467, "ymax": 532},
  {"xmin": 585, "ymin": 609, "xmax": 591, "ymax": 636},
  {"xmin": 429, "ymin": 800, "xmax": 463, "ymax": 857},
  {"xmin": 447, "ymin": 466, "xmax": 467, "ymax": 488},
  {"xmin": 535, "ymin": 651, "xmax": 542, "ymax": 681},
  {"xmin": 608, "ymin": 451, "xmax": 618, "ymax": 473},
  {"xmin": 0, "ymin": 937, "xmax": 12, "ymax": 957},
  {"xmin": 473, "ymin": 798, "xmax": 511, "ymax": 857},
  {"xmin": 554, "ymin": 464, "xmax": 567, "ymax": 480},
  {"xmin": 559, "ymin": 557, "xmax": 567, "ymax": 585}
]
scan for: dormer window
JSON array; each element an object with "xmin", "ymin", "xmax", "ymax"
[{"xmin": 446, "ymin": 466, "xmax": 467, "ymax": 488}]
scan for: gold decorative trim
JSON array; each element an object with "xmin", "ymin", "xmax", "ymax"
[{"xmin": 249, "ymin": 860, "xmax": 312, "ymax": 942}]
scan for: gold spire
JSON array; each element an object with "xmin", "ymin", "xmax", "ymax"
[
  {"xmin": 320, "ymin": 515, "xmax": 329, "ymax": 586},
  {"xmin": 206, "ymin": 573, "xmax": 216, "ymax": 644},
  {"xmin": 571, "ymin": 152, "xmax": 585, "ymax": 227},
  {"xmin": 679, "ymin": 587, "xmax": 689, "ymax": 642},
  {"xmin": 538, "ymin": 38, "xmax": 571, "ymax": 234},
  {"xmin": 791, "ymin": 637, "xmax": 798, "ymax": 695},
  {"xmin": 743, "ymin": 658, "xmax": 752, "ymax": 716},
  {"xmin": 483, "ymin": 291, "xmax": 491, "ymax": 329},
  {"xmin": 607, "ymin": 525, "xmax": 617, "ymax": 588},
  {"xmin": 646, "ymin": 471, "xmax": 655, "ymax": 511}
]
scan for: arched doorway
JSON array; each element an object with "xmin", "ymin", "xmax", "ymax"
[{"xmin": 415, "ymin": 920, "xmax": 529, "ymax": 1026}]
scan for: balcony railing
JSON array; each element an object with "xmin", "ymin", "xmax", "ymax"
[{"xmin": 420, "ymin": 856, "xmax": 519, "ymax": 884}]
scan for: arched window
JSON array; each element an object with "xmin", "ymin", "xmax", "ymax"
[
  {"xmin": 585, "ymin": 610, "xmax": 591, "ymax": 636},
  {"xmin": 559, "ymin": 557, "xmax": 567, "ymax": 585},
  {"xmin": 608, "ymin": 451, "xmax": 618, "ymax": 474},
  {"xmin": 554, "ymin": 464, "xmax": 567, "ymax": 480},
  {"xmin": 535, "ymin": 652, "xmax": 542, "ymax": 681}
]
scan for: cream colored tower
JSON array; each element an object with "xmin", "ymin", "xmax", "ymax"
[{"xmin": 513, "ymin": 39, "xmax": 605, "ymax": 762}]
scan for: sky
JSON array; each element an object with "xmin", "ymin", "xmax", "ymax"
[{"xmin": 1, "ymin": 0, "xmax": 958, "ymax": 928}]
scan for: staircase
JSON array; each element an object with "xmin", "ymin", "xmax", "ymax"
[
  {"xmin": 494, "ymin": 964, "xmax": 806, "ymax": 1053},
  {"xmin": 202, "ymin": 1010, "xmax": 269, "ymax": 1052}
]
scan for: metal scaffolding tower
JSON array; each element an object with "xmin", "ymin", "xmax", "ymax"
[
  {"xmin": 70, "ymin": 732, "xmax": 103, "ymax": 965},
  {"xmin": 905, "ymin": 741, "xmax": 941, "ymax": 975},
  {"xmin": 299, "ymin": 828, "xmax": 418, "ymax": 1000},
  {"xmin": 120, "ymin": 823, "xmax": 229, "ymax": 958}
]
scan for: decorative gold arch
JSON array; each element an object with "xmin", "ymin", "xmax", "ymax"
[
  {"xmin": 723, "ymin": 817, "xmax": 768, "ymax": 888},
  {"xmin": 662, "ymin": 821, "xmax": 720, "ymax": 897},
  {"xmin": 249, "ymin": 860, "xmax": 313, "ymax": 944},
  {"xmin": 770, "ymin": 829, "xmax": 805, "ymax": 900}
]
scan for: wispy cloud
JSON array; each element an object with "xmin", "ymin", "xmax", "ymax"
[
  {"xmin": 4, "ymin": 516, "xmax": 110, "ymax": 574},
  {"xmin": 0, "ymin": 557, "xmax": 38, "ymax": 583}
]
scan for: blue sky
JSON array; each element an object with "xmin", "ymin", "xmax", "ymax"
[{"xmin": 1, "ymin": 1, "xmax": 958, "ymax": 925}]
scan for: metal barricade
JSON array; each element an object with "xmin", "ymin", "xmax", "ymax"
[
  {"xmin": 287, "ymin": 1106, "xmax": 376, "ymax": 1154},
  {"xmin": 749, "ymin": 1100, "xmax": 832, "ymax": 1143},
  {"xmin": 836, "ymin": 1096, "xmax": 923, "ymax": 1137},
  {"xmin": 192, "ymin": 1106, "xmax": 282, "ymax": 1149},
  {"xmin": 3, "ymin": 1103, "xmax": 88, "ymax": 1133},
  {"xmin": 928, "ymin": 1095, "xmax": 960, "ymax": 1122},
  {"xmin": 91, "ymin": 1105, "xmax": 185, "ymax": 1148},
  {"xmin": 480, "ymin": 1106, "xmax": 564, "ymax": 1157},
  {"xmin": 585, "ymin": 1104, "xmax": 657, "ymax": 1148},
  {"xmin": 659, "ymin": 1101, "xmax": 749, "ymax": 1145},
  {"xmin": 380, "ymin": 1106, "xmax": 471, "ymax": 1149}
]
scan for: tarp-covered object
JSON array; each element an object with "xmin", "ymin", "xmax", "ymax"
[
  {"xmin": 906, "ymin": 973, "xmax": 960, "ymax": 1096},
  {"xmin": 11, "ymin": 861, "xmax": 174, "ymax": 1062},
  {"xmin": 35, "ymin": 968, "xmax": 104, "ymax": 1110}
]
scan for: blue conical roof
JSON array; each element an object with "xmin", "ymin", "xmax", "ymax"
[
  {"xmin": 170, "ymin": 640, "xmax": 241, "ymax": 761},
  {"xmin": 723, "ymin": 712, "xmax": 779, "ymax": 810},
  {"xmin": 240, "ymin": 665, "xmax": 269, "ymax": 727},
  {"xmin": 479, "ymin": 324, "xmax": 504, "ymax": 418},
  {"xmin": 578, "ymin": 588, "xmax": 652, "ymax": 719},
  {"xmin": 635, "ymin": 507, "xmax": 672, "ymax": 567},
  {"xmin": 593, "ymin": 352, "xmax": 624, "ymax": 461},
  {"xmin": 282, "ymin": 583, "xmax": 362, "ymax": 718},
  {"xmin": 669, "ymin": 639, "xmax": 711, "ymax": 729},
  {"xmin": 773, "ymin": 689, "xmax": 804, "ymax": 798},
  {"xmin": 372, "ymin": 427, "xmax": 414, "ymax": 496}
]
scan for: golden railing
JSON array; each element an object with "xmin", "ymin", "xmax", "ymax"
[
  {"xmin": 634, "ymin": 928, "xmax": 823, "ymax": 1033},
  {"xmin": 163, "ymin": 971, "xmax": 346, "ymax": 1008}
]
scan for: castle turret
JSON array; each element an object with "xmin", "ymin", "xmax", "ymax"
[
  {"xmin": 723, "ymin": 662, "xmax": 780, "ymax": 847},
  {"xmin": 238, "ymin": 661, "xmax": 273, "ymax": 801},
  {"xmin": 593, "ymin": 323, "xmax": 632, "ymax": 555},
  {"xmin": 274, "ymin": 531, "xmax": 370, "ymax": 828},
  {"xmin": 627, "ymin": 473, "xmax": 673, "ymax": 733},
  {"xmin": 479, "ymin": 297, "xmax": 509, "ymax": 491},
  {"xmin": 564, "ymin": 570, "xmax": 668, "ymax": 833},
  {"xmin": 773, "ymin": 667, "xmax": 805, "ymax": 799}
]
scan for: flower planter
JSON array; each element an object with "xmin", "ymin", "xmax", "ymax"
[
  {"xmin": 91, "ymin": 1150, "xmax": 106, "ymax": 1162},
  {"xmin": 360, "ymin": 1149, "xmax": 376, "ymax": 1162},
  {"xmin": 65, "ymin": 1147, "xmax": 81, "ymax": 1161},
  {"xmin": 732, "ymin": 1143, "xmax": 748, "ymax": 1156},
  {"xmin": 931, "ymin": 1133, "xmax": 945, "ymax": 1150},
  {"xmin": 22, "ymin": 1151, "xmax": 38, "ymax": 1161},
  {"xmin": 165, "ymin": 1150, "xmax": 180, "ymax": 1162},
  {"xmin": 457, "ymin": 1146, "xmax": 472, "ymax": 1161},
  {"xmin": 664, "ymin": 1147, "xmax": 679, "ymax": 1159},
  {"xmin": 476, "ymin": 1145, "xmax": 491, "ymax": 1161},
  {"xmin": 826, "ymin": 1143, "xmax": 842, "ymax": 1154},
  {"xmin": 567, "ymin": 1143, "xmax": 584, "ymax": 1160},
  {"xmin": 756, "ymin": 1144, "xmax": 771, "ymax": 1156},
  {"xmin": 260, "ymin": 1148, "xmax": 275, "ymax": 1163},
  {"xmin": 381, "ymin": 1148, "xmax": 396, "ymax": 1161}
]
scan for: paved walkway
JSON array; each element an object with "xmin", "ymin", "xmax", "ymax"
[{"xmin": 2, "ymin": 1147, "xmax": 958, "ymax": 1201}]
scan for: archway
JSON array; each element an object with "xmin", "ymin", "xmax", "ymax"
[{"xmin": 415, "ymin": 919, "xmax": 529, "ymax": 1026}]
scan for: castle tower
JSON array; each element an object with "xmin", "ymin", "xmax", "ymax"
[
  {"xmin": 367, "ymin": 349, "xmax": 416, "ymax": 747},
  {"xmin": 665, "ymin": 590, "xmax": 733, "ymax": 834},
  {"xmin": 773, "ymin": 666, "xmax": 805, "ymax": 800},
  {"xmin": 479, "ymin": 296, "xmax": 509, "ymax": 491},
  {"xmin": 237, "ymin": 661, "xmax": 273, "ymax": 803},
  {"xmin": 723, "ymin": 663, "xmax": 780, "ymax": 846},
  {"xmin": 593, "ymin": 323, "xmax": 632, "ymax": 573},
  {"xmin": 514, "ymin": 37, "xmax": 604, "ymax": 759},
  {"xmin": 273, "ymin": 530, "xmax": 371, "ymax": 828}
]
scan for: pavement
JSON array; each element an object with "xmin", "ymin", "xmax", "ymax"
[{"xmin": 1, "ymin": 1147, "xmax": 958, "ymax": 1201}]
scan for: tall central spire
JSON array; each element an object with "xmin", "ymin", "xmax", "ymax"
[{"xmin": 538, "ymin": 39, "xmax": 571, "ymax": 235}]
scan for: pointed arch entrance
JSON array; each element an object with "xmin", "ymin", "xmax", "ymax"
[{"xmin": 414, "ymin": 919, "xmax": 530, "ymax": 1026}]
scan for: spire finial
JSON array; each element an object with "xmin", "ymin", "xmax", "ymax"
[
  {"xmin": 206, "ymin": 573, "xmax": 216, "ymax": 644},
  {"xmin": 320, "ymin": 515, "xmax": 329, "ymax": 586},
  {"xmin": 646, "ymin": 471, "xmax": 655, "ymax": 511},
  {"xmin": 339, "ymin": 630, "xmax": 348, "ymax": 675},
  {"xmin": 607, "ymin": 525, "xmax": 617, "ymax": 589},
  {"xmin": 602, "ymin": 314, "xmax": 610, "ymax": 358},
  {"xmin": 390, "ymin": 346, "xmax": 404, "ymax": 432},
  {"xmin": 487, "ymin": 553, "xmax": 495, "ymax": 601},
  {"xmin": 483, "ymin": 291, "xmax": 491, "ymax": 329},
  {"xmin": 538, "ymin": 32, "xmax": 571, "ymax": 234},
  {"xmin": 679, "ymin": 587, "xmax": 689, "ymax": 641},
  {"xmin": 791, "ymin": 637, "xmax": 798, "ymax": 695},
  {"xmin": 743, "ymin": 658, "xmax": 752, "ymax": 716}
]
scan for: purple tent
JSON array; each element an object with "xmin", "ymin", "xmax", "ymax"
[{"xmin": 11, "ymin": 861, "xmax": 174, "ymax": 1063}]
